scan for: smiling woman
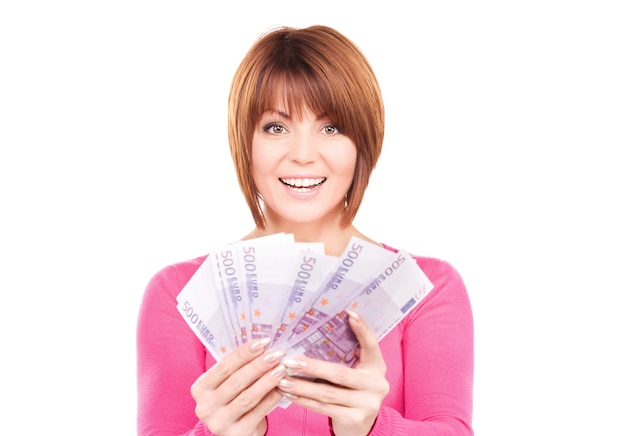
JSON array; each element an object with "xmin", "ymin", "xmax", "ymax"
[
  {"xmin": 249, "ymin": 106, "xmax": 357, "ymax": 239},
  {"xmin": 137, "ymin": 25, "xmax": 474, "ymax": 436},
  {"xmin": 227, "ymin": 26, "xmax": 384, "ymax": 233}
]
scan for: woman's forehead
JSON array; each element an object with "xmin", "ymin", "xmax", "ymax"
[{"xmin": 258, "ymin": 74, "xmax": 330, "ymax": 118}]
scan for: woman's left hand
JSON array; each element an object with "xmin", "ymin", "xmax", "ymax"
[{"xmin": 277, "ymin": 311, "xmax": 389, "ymax": 436}]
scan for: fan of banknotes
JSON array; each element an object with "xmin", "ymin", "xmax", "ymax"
[{"xmin": 176, "ymin": 233, "xmax": 434, "ymax": 367}]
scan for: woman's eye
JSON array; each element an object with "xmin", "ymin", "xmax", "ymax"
[
  {"xmin": 322, "ymin": 124, "xmax": 340, "ymax": 135},
  {"xmin": 263, "ymin": 123, "xmax": 286, "ymax": 134}
]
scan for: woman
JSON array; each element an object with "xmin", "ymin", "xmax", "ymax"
[{"xmin": 137, "ymin": 25, "xmax": 474, "ymax": 435}]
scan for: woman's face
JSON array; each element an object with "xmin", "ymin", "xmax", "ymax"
[{"xmin": 251, "ymin": 105, "xmax": 357, "ymax": 227}]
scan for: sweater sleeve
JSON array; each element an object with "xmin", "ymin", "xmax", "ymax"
[
  {"xmin": 369, "ymin": 257, "xmax": 474, "ymax": 436},
  {"xmin": 137, "ymin": 258, "xmax": 219, "ymax": 436}
]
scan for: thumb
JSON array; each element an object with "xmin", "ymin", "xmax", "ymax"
[{"xmin": 347, "ymin": 310, "xmax": 385, "ymax": 369}]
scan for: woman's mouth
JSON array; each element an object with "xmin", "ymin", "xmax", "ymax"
[{"xmin": 279, "ymin": 177, "xmax": 326, "ymax": 192}]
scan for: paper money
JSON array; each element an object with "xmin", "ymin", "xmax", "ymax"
[
  {"xmin": 271, "ymin": 250, "xmax": 338, "ymax": 345},
  {"xmin": 280, "ymin": 249, "xmax": 434, "ymax": 366},
  {"xmin": 176, "ymin": 234, "xmax": 434, "ymax": 372},
  {"xmin": 176, "ymin": 254, "xmax": 237, "ymax": 360},
  {"xmin": 211, "ymin": 243, "xmax": 246, "ymax": 347},
  {"xmin": 277, "ymin": 237, "xmax": 397, "ymax": 344},
  {"xmin": 210, "ymin": 234, "xmax": 295, "ymax": 347},
  {"xmin": 244, "ymin": 240, "xmax": 324, "ymax": 343}
]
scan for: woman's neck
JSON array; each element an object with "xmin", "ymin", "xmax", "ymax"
[{"xmin": 242, "ymin": 219, "xmax": 377, "ymax": 257}]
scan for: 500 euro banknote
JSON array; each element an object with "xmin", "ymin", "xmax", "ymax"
[
  {"xmin": 277, "ymin": 236, "xmax": 398, "ymax": 344},
  {"xmin": 176, "ymin": 253, "xmax": 237, "ymax": 361},
  {"xmin": 280, "ymin": 249, "xmax": 434, "ymax": 367}
]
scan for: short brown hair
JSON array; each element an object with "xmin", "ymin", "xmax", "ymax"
[{"xmin": 228, "ymin": 25, "xmax": 384, "ymax": 228}]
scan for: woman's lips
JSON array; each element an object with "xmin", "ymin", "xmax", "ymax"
[{"xmin": 279, "ymin": 177, "xmax": 326, "ymax": 192}]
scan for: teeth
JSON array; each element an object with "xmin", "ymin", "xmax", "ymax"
[{"xmin": 280, "ymin": 178, "xmax": 326, "ymax": 188}]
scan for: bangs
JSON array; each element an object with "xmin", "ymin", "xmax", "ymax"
[{"xmin": 253, "ymin": 66, "xmax": 355, "ymax": 135}]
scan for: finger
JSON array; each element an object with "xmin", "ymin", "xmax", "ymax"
[
  {"xmin": 278, "ymin": 374, "xmax": 356, "ymax": 405},
  {"xmin": 194, "ymin": 349, "xmax": 287, "ymax": 428},
  {"xmin": 229, "ymin": 389, "xmax": 283, "ymax": 435},
  {"xmin": 206, "ymin": 387, "xmax": 284, "ymax": 436},
  {"xmin": 235, "ymin": 388, "xmax": 285, "ymax": 432},
  {"xmin": 280, "ymin": 384, "xmax": 351, "ymax": 417},
  {"xmin": 346, "ymin": 310, "xmax": 385, "ymax": 370},
  {"xmin": 216, "ymin": 374, "xmax": 286, "ymax": 430},
  {"xmin": 280, "ymin": 355, "xmax": 361, "ymax": 390},
  {"xmin": 200, "ymin": 338, "xmax": 271, "ymax": 389},
  {"xmin": 215, "ymin": 349, "xmax": 286, "ymax": 404}
]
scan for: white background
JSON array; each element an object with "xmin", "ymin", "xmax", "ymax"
[{"xmin": 1, "ymin": 1, "xmax": 624, "ymax": 434}]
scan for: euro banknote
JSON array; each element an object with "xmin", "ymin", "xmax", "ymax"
[
  {"xmin": 279, "ymin": 248, "xmax": 434, "ymax": 366},
  {"xmin": 176, "ymin": 234, "xmax": 433, "ymax": 365}
]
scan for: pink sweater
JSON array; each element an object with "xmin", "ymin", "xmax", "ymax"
[{"xmin": 137, "ymin": 244, "xmax": 474, "ymax": 435}]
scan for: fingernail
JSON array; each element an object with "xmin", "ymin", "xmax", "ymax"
[
  {"xmin": 249, "ymin": 337, "xmax": 271, "ymax": 353},
  {"xmin": 278, "ymin": 378, "xmax": 293, "ymax": 389},
  {"xmin": 347, "ymin": 310, "xmax": 360, "ymax": 321},
  {"xmin": 281, "ymin": 358, "xmax": 306, "ymax": 369},
  {"xmin": 263, "ymin": 350, "xmax": 286, "ymax": 364},
  {"xmin": 271, "ymin": 364, "xmax": 286, "ymax": 379},
  {"xmin": 281, "ymin": 392, "xmax": 298, "ymax": 401},
  {"xmin": 285, "ymin": 368, "xmax": 302, "ymax": 377}
]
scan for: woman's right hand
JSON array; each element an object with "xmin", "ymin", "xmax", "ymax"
[{"xmin": 191, "ymin": 338, "xmax": 287, "ymax": 436}]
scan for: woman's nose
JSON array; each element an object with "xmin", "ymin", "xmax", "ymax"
[{"xmin": 288, "ymin": 134, "xmax": 318, "ymax": 164}]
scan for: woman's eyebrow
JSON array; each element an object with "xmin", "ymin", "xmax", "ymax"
[{"xmin": 263, "ymin": 109, "xmax": 290, "ymax": 119}]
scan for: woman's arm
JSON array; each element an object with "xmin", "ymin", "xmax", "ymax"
[
  {"xmin": 137, "ymin": 258, "xmax": 285, "ymax": 436},
  {"xmin": 137, "ymin": 259, "xmax": 214, "ymax": 436},
  {"xmin": 371, "ymin": 257, "xmax": 474, "ymax": 435}
]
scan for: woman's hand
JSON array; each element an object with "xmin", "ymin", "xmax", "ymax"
[
  {"xmin": 191, "ymin": 338, "xmax": 287, "ymax": 436},
  {"xmin": 277, "ymin": 311, "xmax": 390, "ymax": 436}
]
